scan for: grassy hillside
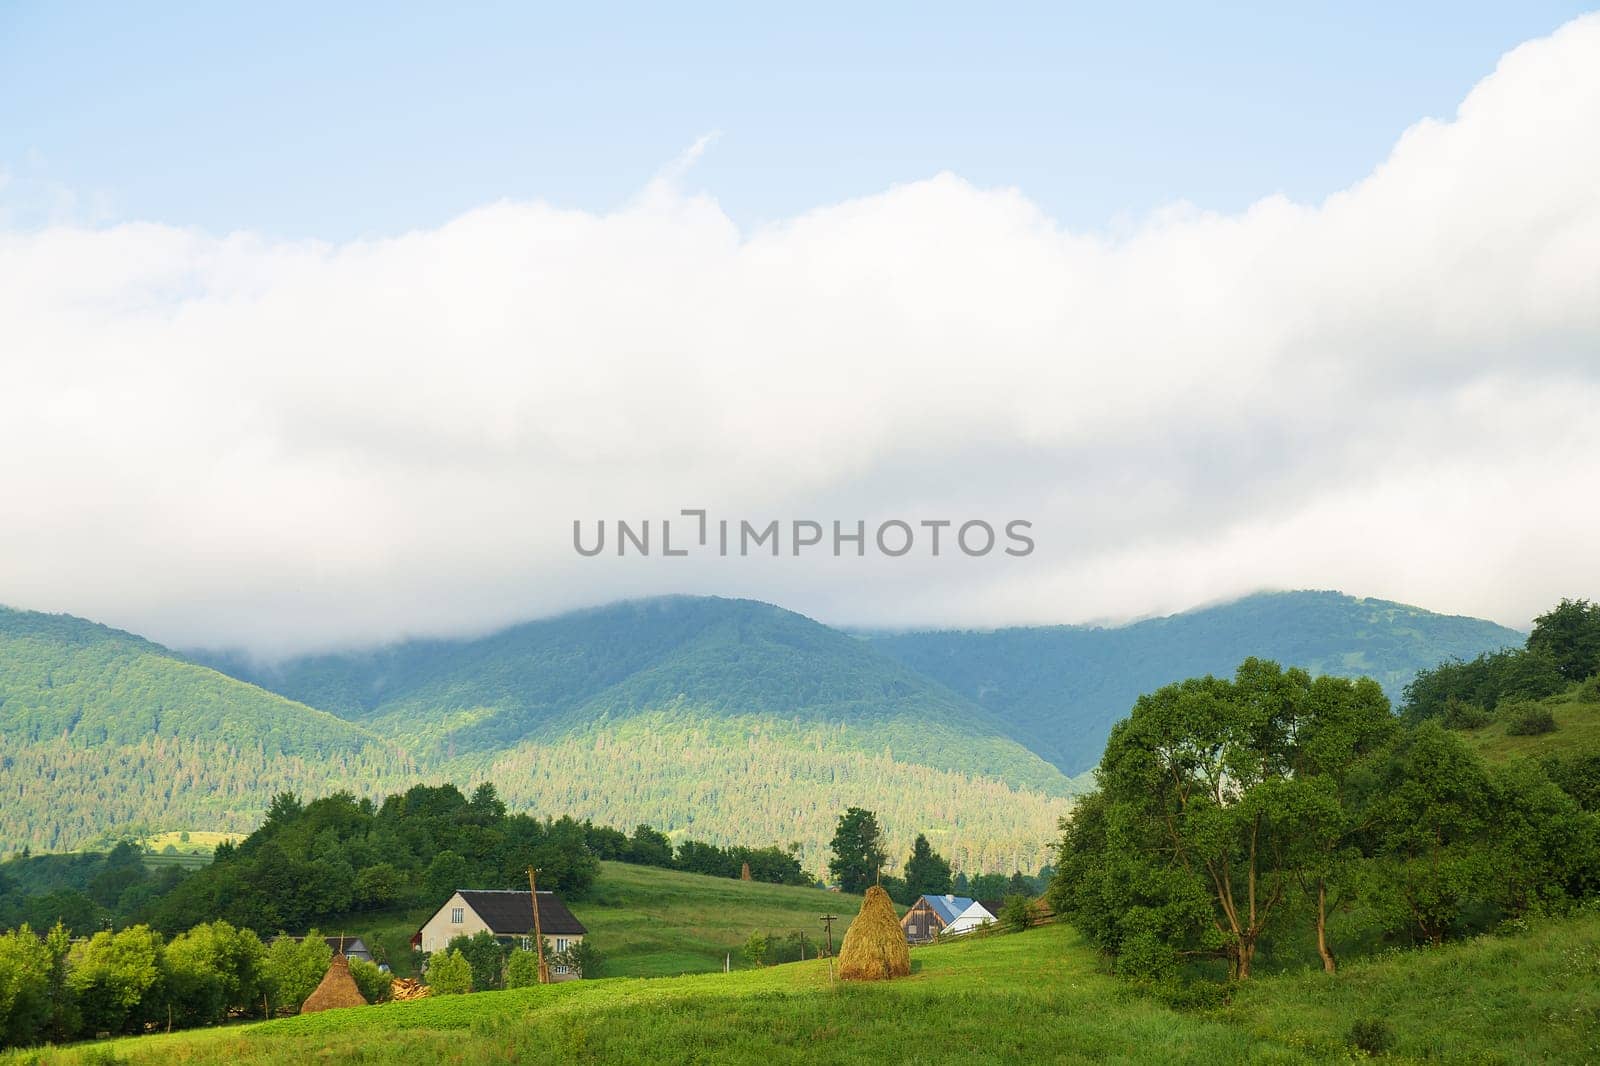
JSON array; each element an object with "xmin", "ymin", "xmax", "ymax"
[
  {"xmin": 327, "ymin": 861, "xmax": 870, "ymax": 981},
  {"xmin": 17, "ymin": 911, "xmax": 1598, "ymax": 1064},
  {"xmin": 871, "ymin": 591, "xmax": 1524, "ymax": 774},
  {"xmin": 578, "ymin": 861, "xmax": 868, "ymax": 977},
  {"xmin": 1457, "ymin": 677, "xmax": 1600, "ymax": 762}
]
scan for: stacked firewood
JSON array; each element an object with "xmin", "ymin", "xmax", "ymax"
[{"xmin": 388, "ymin": 978, "xmax": 431, "ymax": 1002}]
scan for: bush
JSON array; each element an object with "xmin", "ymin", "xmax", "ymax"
[
  {"xmin": 425, "ymin": 949, "xmax": 472, "ymax": 995},
  {"xmin": 1443, "ymin": 698, "xmax": 1494, "ymax": 730},
  {"xmin": 1578, "ymin": 674, "xmax": 1600, "ymax": 704},
  {"xmin": 504, "ymin": 948, "xmax": 542, "ymax": 988},
  {"xmin": 1504, "ymin": 703, "xmax": 1558, "ymax": 736},
  {"xmin": 741, "ymin": 932, "xmax": 769, "ymax": 967},
  {"xmin": 264, "ymin": 932, "xmax": 331, "ymax": 1015},
  {"xmin": 445, "ymin": 931, "xmax": 506, "ymax": 992},
  {"xmin": 347, "ymin": 959, "xmax": 392, "ymax": 1004},
  {"xmin": 1346, "ymin": 1017, "xmax": 1396, "ymax": 1057},
  {"xmin": 553, "ymin": 939, "xmax": 600, "ymax": 979},
  {"xmin": 999, "ymin": 894, "xmax": 1032, "ymax": 933}
]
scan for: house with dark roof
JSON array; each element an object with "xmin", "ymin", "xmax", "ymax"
[
  {"xmin": 277, "ymin": 934, "xmax": 374, "ymax": 964},
  {"xmin": 413, "ymin": 890, "xmax": 589, "ymax": 979}
]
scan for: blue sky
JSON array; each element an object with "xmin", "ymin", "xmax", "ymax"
[{"xmin": 2, "ymin": 2, "xmax": 1590, "ymax": 238}]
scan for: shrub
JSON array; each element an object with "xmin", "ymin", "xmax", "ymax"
[
  {"xmin": 1504, "ymin": 703, "xmax": 1558, "ymax": 736},
  {"xmin": 264, "ymin": 932, "xmax": 332, "ymax": 1015},
  {"xmin": 445, "ymin": 931, "xmax": 506, "ymax": 992},
  {"xmin": 1578, "ymin": 674, "xmax": 1600, "ymax": 704},
  {"xmin": 347, "ymin": 958, "xmax": 392, "ymax": 1004},
  {"xmin": 1346, "ymin": 1017, "xmax": 1396, "ymax": 1057},
  {"xmin": 741, "ymin": 932, "xmax": 770, "ymax": 968},
  {"xmin": 1000, "ymin": 894, "xmax": 1032, "ymax": 933},
  {"xmin": 425, "ymin": 949, "xmax": 472, "ymax": 995},
  {"xmin": 1443, "ymin": 698, "xmax": 1494, "ymax": 730},
  {"xmin": 504, "ymin": 948, "xmax": 542, "ymax": 988},
  {"xmin": 553, "ymin": 939, "xmax": 601, "ymax": 979}
]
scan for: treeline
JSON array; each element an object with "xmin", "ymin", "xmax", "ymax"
[
  {"xmin": 585, "ymin": 823, "xmax": 810, "ymax": 885},
  {"xmin": 824, "ymin": 808, "xmax": 1049, "ymax": 906},
  {"xmin": 2, "ymin": 783, "xmax": 818, "ymax": 941},
  {"xmin": 1401, "ymin": 598, "xmax": 1600, "ymax": 726},
  {"xmin": 0, "ymin": 919, "xmax": 390, "ymax": 1049},
  {"xmin": 1049, "ymin": 656, "xmax": 1600, "ymax": 982}
]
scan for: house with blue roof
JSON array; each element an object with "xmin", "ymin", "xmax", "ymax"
[{"xmin": 900, "ymin": 893, "xmax": 997, "ymax": 943}]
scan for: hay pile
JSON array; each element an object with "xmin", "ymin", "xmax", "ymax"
[
  {"xmin": 300, "ymin": 954, "xmax": 368, "ymax": 1013},
  {"xmin": 837, "ymin": 885, "xmax": 910, "ymax": 981}
]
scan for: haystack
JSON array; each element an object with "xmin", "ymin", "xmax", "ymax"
[
  {"xmin": 740, "ymin": 861, "xmax": 752, "ymax": 881},
  {"xmin": 837, "ymin": 885, "xmax": 910, "ymax": 981},
  {"xmin": 301, "ymin": 954, "xmax": 368, "ymax": 1013}
]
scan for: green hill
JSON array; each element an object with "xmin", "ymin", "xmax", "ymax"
[
  {"xmin": 869, "ymin": 590, "xmax": 1524, "ymax": 774},
  {"xmin": 0, "ymin": 606, "xmax": 384, "ymax": 755},
  {"xmin": 1, "ymin": 592, "xmax": 1524, "ymax": 865},
  {"xmin": 21, "ymin": 910, "xmax": 1599, "ymax": 1064},
  {"xmin": 0, "ymin": 602, "xmax": 1069, "ymax": 871},
  {"xmin": 0, "ymin": 607, "xmax": 416, "ymax": 853}
]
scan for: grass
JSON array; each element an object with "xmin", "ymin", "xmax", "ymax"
[
  {"xmin": 282, "ymin": 861, "xmax": 867, "ymax": 980},
  {"xmin": 576, "ymin": 862, "xmax": 867, "ymax": 977},
  {"xmin": 140, "ymin": 831, "xmax": 239, "ymax": 854},
  {"xmin": 14, "ymin": 912, "xmax": 1600, "ymax": 1064},
  {"xmin": 1461, "ymin": 683, "xmax": 1600, "ymax": 761}
]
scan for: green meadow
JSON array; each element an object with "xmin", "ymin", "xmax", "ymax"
[
  {"xmin": 11, "ymin": 911, "xmax": 1598, "ymax": 1065},
  {"xmin": 343, "ymin": 861, "xmax": 867, "ymax": 980}
]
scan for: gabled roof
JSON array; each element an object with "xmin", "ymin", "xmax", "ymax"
[
  {"xmin": 918, "ymin": 894, "xmax": 977, "ymax": 926},
  {"xmin": 953, "ymin": 900, "xmax": 996, "ymax": 923},
  {"xmin": 278, "ymin": 935, "xmax": 371, "ymax": 957},
  {"xmin": 455, "ymin": 890, "xmax": 587, "ymax": 936}
]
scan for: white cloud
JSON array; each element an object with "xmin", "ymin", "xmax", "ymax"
[{"xmin": 2, "ymin": 16, "xmax": 1599, "ymax": 654}]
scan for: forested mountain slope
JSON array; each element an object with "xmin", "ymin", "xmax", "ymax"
[
  {"xmin": 197, "ymin": 597, "xmax": 1070, "ymax": 794},
  {"xmin": 0, "ymin": 606, "xmax": 383, "ymax": 755},
  {"xmin": 869, "ymin": 591, "xmax": 1523, "ymax": 774},
  {"xmin": 0, "ymin": 606, "xmax": 416, "ymax": 852}
]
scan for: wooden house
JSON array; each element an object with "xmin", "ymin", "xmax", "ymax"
[{"xmin": 900, "ymin": 894, "xmax": 997, "ymax": 943}]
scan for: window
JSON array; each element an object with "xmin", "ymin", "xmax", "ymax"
[
  {"xmin": 450, "ymin": 907, "xmax": 464, "ymax": 924},
  {"xmin": 555, "ymin": 938, "xmax": 568, "ymax": 952}
]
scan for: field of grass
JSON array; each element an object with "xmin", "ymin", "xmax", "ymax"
[
  {"xmin": 13, "ymin": 911, "xmax": 1599, "ymax": 1064},
  {"xmin": 298, "ymin": 862, "xmax": 866, "ymax": 980},
  {"xmin": 1461, "ymin": 682, "xmax": 1600, "ymax": 761},
  {"xmin": 576, "ymin": 861, "xmax": 866, "ymax": 977},
  {"xmin": 140, "ymin": 831, "xmax": 240, "ymax": 854}
]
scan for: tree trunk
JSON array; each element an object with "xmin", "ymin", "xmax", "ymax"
[
  {"xmin": 1315, "ymin": 881, "xmax": 1337, "ymax": 973},
  {"xmin": 1236, "ymin": 938, "xmax": 1255, "ymax": 979}
]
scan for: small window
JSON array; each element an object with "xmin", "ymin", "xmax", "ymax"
[
  {"xmin": 450, "ymin": 907, "xmax": 464, "ymax": 924},
  {"xmin": 556, "ymin": 938, "xmax": 568, "ymax": 952}
]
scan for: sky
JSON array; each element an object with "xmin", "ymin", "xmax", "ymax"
[{"xmin": 2, "ymin": 5, "xmax": 1599, "ymax": 654}]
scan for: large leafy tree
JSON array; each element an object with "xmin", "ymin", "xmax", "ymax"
[
  {"xmin": 67, "ymin": 925, "xmax": 166, "ymax": 1035},
  {"xmin": 1097, "ymin": 660, "xmax": 1309, "ymax": 978},
  {"xmin": 828, "ymin": 807, "xmax": 887, "ymax": 894},
  {"xmin": 1529, "ymin": 597, "xmax": 1600, "ymax": 683},
  {"xmin": 902, "ymin": 834, "xmax": 952, "ymax": 898},
  {"xmin": 1280, "ymin": 674, "xmax": 1397, "ymax": 971}
]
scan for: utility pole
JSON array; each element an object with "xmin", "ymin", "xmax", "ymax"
[
  {"xmin": 528, "ymin": 867, "xmax": 550, "ymax": 985},
  {"xmin": 819, "ymin": 913, "xmax": 838, "ymax": 983}
]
